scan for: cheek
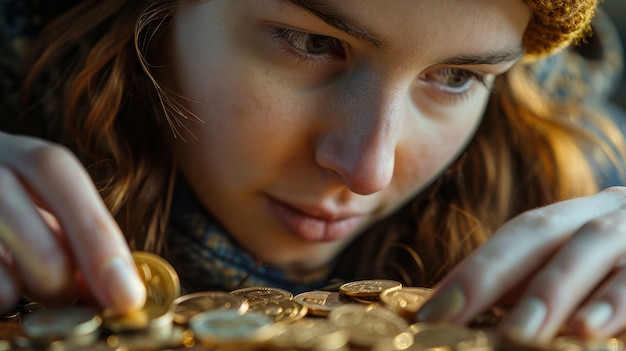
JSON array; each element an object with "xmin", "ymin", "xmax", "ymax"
[
  {"xmin": 167, "ymin": 35, "xmax": 300, "ymax": 147},
  {"xmin": 170, "ymin": 50, "xmax": 310, "ymax": 194},
  {"xmin": 393, "ymin": 99, "xmax": 487, "ymax": 194},
  {"xmin": 174, "ymin": 69, "xmax": 281, "ymax": 164}
]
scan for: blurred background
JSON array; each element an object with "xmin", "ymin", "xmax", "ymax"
[{"xmin": 603, "ymin": 0, "xmax": 626, "ymax": 110}]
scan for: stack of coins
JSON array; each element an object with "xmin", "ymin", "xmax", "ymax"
[{"xmin": 1, "ymin": 251, "xmax": 625, "ymax": 351}]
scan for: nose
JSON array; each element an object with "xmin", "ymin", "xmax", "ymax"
[{"xmin": 315, "ymin": 73, "xmax": 404, "ymax": 195}]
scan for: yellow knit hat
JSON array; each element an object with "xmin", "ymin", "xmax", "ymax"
[{"xmin": 523, "ymin": 0, "xmax": 599, "ymax": 57}]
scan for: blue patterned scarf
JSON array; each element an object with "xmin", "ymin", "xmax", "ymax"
[{"xmin": 163, "ymin": 179, "xmax": 336, "ymax": 295}]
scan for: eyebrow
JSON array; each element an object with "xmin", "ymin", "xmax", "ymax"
[
  {"xmin": 438, "ymin": 47, "xmax": 526, "ymax": 66},
  {"xmin": 278, "ymin": 0, "xmax": 525, "ymax": 66},
  {"xmin": 279, "ymin": 0, "xmax": 387, "ymax": 49}
]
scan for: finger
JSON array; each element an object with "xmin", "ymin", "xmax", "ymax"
[
  {"xmin": 0, "ymin": 264, "xmax": 20, "ymax": 314},
  {"xmin": 0, "ymin": 164, "xmax": 73, "ymax": 298},
  {"xmin": 415, "ymin": 187, "xmax": 626, "ymax": 326},
  {"xmin": 501, "ymin": 207, "xmax": 626, "ymax": 343},
  {"xmin": 0, "ymin": 134, "xmax": 145, "ymax": 313},
  {"xmin": 0, "ymin": 241, "xmax": 21, "ymax": 313},
  {"xmin": 569, "ymin": 263, "xmax": 626, "ymax": 338},
  {"xmin": 35, "ymin": 205, "xmax": 95, "ymax": 306}
]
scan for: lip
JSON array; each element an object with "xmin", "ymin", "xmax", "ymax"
[{"xmin": 266, "ymin": 197, "xmax": 365, "ymax": 242}]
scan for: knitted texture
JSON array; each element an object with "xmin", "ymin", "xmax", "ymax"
[{"xmin": 523, "ymin": 0, "xmax": 599, "ymax": 57}]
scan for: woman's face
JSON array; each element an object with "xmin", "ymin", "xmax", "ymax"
[{"xmin": 158, "ymin": 0, "xmax": 530, "ymax": 271}]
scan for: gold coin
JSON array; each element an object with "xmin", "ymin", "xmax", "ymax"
[
  {"xmin": 102, "ymin": 303, "xmax": 175, "ymax": 333},
  {"xmin": 553, "ymin": 336, "xmax": 623, "ymax": 351},
  {"xmin": 349, "ymin": 295, "xmax": 380, "ymax": 304},
  {"xmin": 189, "ymin": 309, "xmax": 277, "ymax": 349},
  {"xmin": 294, "ymin": 291, "xmax": 353, "ymax": 317},
  {"xmin": 408, "ymin": 323, "xmax": 490, "ymax": 349},
  {"xmin": 132, "ymin": 251, "xmax": 181, "ymax": 307},
  {"xmin": 173, "ymin": 291, "xmax": 249, "ymax": 325},
  {"xmin": 247, "ymin": 299, "xmax": 308, "ymax": 323},
  {"xmin": 115, "ymin": 325, "xmax": 191, "ymax": 350},
  {"xmin": 339, "ymin": 279, "xmax": 402, "ymax": 298},
  {"xmin": 496, "ymin": 334, "xmax": 548, "ymax": 351},
  {"xmin": 380, "ymin": 287, "xmax": 434, "ymax": 322},
  {"xmin": 371, "ymin": 331, "xmax": 418, "ymax": 351},
  {"xmin": 380, "ymin": 287, "xmax": 433, "ymax": 312},
  {"xmin": 47, "ymin": 339, "xmax": 128, "ymax": 351},
  {"xmin": 20, "ymin": 307, "xmax": 102, "ymax": 345},
  {"xmin": 230, "ymin": 286, "xmax": 293, "ymax": 305},
  {"xmin": 103, "ymin": 251, "xmax": 180, "ymax": 332},
  {"xmin": 270, "ymin": 318, "xmax": 350, "ymax": 350},
  {"xmin": 328, "ymin": 304, "xmax": 409, "ymax": 349}
]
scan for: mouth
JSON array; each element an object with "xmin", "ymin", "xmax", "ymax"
[{"xmin": 266, "ymin": 197, "xmax": 365, "ymax": 242}]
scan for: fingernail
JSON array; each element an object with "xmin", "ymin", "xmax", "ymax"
[
  {"xmin": 103, "ymin": 257, "xmax": 146, "ymax": 313},
  {"xmin": 579, "ymin": 301, "xmax": 613, "ymax": 331},
  {"xmin": 416, "ymin": 286, "xmax": 465, "ymax": 322},
  {"xmin": 503, "ymin": 297, "xmax": 547, "ymax": 341}
]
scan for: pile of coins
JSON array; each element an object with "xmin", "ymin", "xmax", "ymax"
[{"xmin": 0, "ymin": 251, "xmax": 624, "ymax": 351}]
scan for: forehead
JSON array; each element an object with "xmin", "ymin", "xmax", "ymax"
[{"xmin": 275, "ymin": 0, "xmax": 530, "ymax": 63}]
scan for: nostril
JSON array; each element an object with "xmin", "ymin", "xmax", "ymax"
[{"xmin": 315, "ymin": 134, "xmax": 395, "ymax": 195}]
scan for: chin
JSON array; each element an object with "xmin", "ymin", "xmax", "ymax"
[{"xmin": 255, "ymin": 244, "xmax": 342, "ymax": 272}]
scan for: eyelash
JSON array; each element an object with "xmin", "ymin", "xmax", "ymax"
[
  {"xmin": 418, "ymin": 68, "xmax": 489, "ymax": 101},
  {"xmin": 270, "ymin": 28, "xmax": 346, "ymax": 66}
]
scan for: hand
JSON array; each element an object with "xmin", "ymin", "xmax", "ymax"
[
  {"xmin": 415, "ymin": 187, "xmax": 626, "ymax": 344},
  {"xmin": 0, "ymin": 132, "xmax": 145, "ymax": 314}
]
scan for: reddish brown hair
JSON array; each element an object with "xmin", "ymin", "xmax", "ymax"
[{"xmin": 19, "ymin": 0, "xmax": 624, "ymax": 285}]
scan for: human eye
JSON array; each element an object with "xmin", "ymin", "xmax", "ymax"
[
  {"xmin": 269, "ymin": 27, "xmax": 346, "ymax": 66},
  {"xmin": 418, "ymin": 68, "xmax": 488, "ymax": 101}
]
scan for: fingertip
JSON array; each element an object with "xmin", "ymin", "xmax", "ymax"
[
  {"xmin": 569, "ymin": 301, "xmax": 614, "ymax": 338},
  {"xmin": 501, "ymin": 297, "xmax": 549, "ymax": 344},
  {"xmin": 415, "ymin": 286, "xmax": 465, "ymax": 323},
  {"xmin": 101, "ymin": 257, "xmax": 146, "ymax": 314}
]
